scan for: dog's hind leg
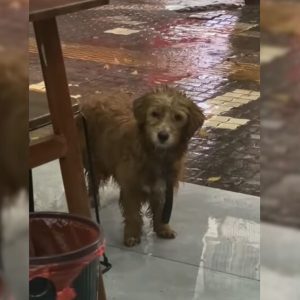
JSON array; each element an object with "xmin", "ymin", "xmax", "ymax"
[{"xmin": 119, "ymin": 188, "xmax": 144, "ymax": 247}]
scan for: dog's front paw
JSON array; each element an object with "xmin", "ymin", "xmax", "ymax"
[
  {"xmin": 124, "ymin": 236, "xmax": 141, "ymax": 247},
  {"xmin": 155, "ymin": 224, "xmax": 177, "ymax": 239}
]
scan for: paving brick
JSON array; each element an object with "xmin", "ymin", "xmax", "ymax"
[
  {"xmin": 240, "ymin": 94, "xmax": 259, "ymax": 100},
  {"xmin": 206, "ymin": 99, "xmax": 224, "ymax": 104},
  {"xmin": 216, "ymin": 123, "xmax": 239, "ymax": 130},
  {"xmin": 233, "ymin": 89, "xmax": 252, "ymax": 94},
  {"xmin": 227, "ymin": 118, "xmax": 249, "ymax": 125},
  {"xmin": 209, "ymin": 115, "xmax": 231, "ymax": 122},
  {"xmin": 230, "ymin": 101, "xmax": 245, "ymax": 107},
  {"xmin": 204, "ymin": 120, "xmax": 220, "ymax": 128},
  {"xmin": 247, "ymin": 94, "xmax": 260, "ymax": 100},
  {"xmin": 210, "ymin": 107, "xmax": 229, "ymax": 114},
  {"xmin": 230, "ymin": 98, "xmax": 251, "ymax": 104},
  {"xmin": 215, "ymin": 95, "xmax": 234, "ymax": 101},
  {"xmin": 224, "ymin": 92, "xmax": 237, "ymax": 97},
  {"xmin": 221, "ymin": 103, "xmax": 235, "ymax": 109},
  {"xmin": 250, "ymin": 91, "xmax": 260, "ymax": 97}
]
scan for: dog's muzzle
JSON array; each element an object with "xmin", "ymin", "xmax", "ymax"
[{"xmin": 158, "ymin": 131, "xmax": 169, "ymax": 143}]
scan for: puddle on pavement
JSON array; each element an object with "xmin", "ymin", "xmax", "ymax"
[
  {"xmin": 228, "ymin": 63, "xmax": 260, "ymax": 82},
  {"xmin": 165, "ymin": 2, "xmax": 243, "ymax": 12},
  {"xmin": 211, "ymin": 61, "xmax": 260, "ymax": 82},
  {"xmin": 29, "ymin": 37, "xmax": 146, "ymax": 68}
]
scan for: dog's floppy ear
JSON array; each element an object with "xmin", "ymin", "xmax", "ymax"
[
  {"xmin": 186, "ymin": 100, "xmax": 205, "ymax": 139},
  {"xmin": 133, "ymin": 94, "xmax": 150, "ymax": 124}
]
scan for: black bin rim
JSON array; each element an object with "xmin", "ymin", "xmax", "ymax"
[{"xmin": 30, "ymin": 212, "xmax": 102, "ymax": 266}]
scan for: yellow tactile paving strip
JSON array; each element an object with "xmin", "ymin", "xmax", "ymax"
[
  {"xmin": 30, "ymin": 79, "xmax": 258, "ymax": 131},
  {"xmin": 206, "ymin": 89, "xmax": 260, "ymax": 113},
  {"xmin": 204, "ymin": 89, "xmax": 260, "ymax": 130},
  {"xmin": 205, "ymin": 116, "xmax": 249, "ymax": 130},
  {"xmin": 29, "ymin": 37, "xmax": 144, "ymax": 67}
]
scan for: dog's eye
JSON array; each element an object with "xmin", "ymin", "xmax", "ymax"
[
  {"xmin": 151, "ymin": 111, "xmax": 160, "ymax": 118},
  {"xmin": 174, "ymin": 114, "xmax": 183, "ymax": 122}
]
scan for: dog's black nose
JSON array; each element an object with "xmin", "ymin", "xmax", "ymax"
[{"xmin": 158, "ymin": 131, "xmax": 169, "ymax": 143}]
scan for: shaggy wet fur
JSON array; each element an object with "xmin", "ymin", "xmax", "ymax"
[
  {"xmin": 78, "ymin": 87, "xmax": 205, "ymax": 247},
  {"xmin": 0, "ymin": 50, "xmax": 28, "ymax": 299},
  {"xmin": 0, "ymin": 53, "xmax": 27, "ymax": 201}
]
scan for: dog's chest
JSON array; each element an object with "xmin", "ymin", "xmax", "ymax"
[
  {"xmin": 140, "ymin": 165, "xmax": 166, "ymax": 195},
  {"xmin": 142, "ymin": 178, "xmax": 166, "ymax": 195}
]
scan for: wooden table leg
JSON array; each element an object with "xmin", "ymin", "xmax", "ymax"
[{"xmin": 33, "ymin": 18, "xmax": 91, "ymax": 218}]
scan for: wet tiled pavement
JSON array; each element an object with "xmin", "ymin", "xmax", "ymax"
[
  {"xmin": 261, "ymin": 0, "xmax": 300, "ymax": 228},
  {"xmin": 29, "ymin": 1, "xmax": 260, "ymax": 196}
]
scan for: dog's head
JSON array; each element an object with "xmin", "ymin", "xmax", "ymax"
[{"xmin": 133, "ymin": 86, "xmax": 205, "ymax": 149}]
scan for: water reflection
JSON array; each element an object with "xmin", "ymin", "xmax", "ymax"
[
  {"xmin": 192, "ymin": 214, "xmax": 259, "ymax": 299},
  {"xmin": 202, "ymin": 216, "xmax": 259, "ymax": 279}
]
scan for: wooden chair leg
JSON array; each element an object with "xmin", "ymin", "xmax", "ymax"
[{"xmin": 33, "ymin": 18, "xmax": 90, "ymax": 218}]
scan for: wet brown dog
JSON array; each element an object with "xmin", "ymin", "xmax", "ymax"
[
  {"xmin": 78, "ymin": 87, "xmax": 205, "ymax": 247},
  {"xmin": 0, "ymin": 51, "xmax": 28, "ymax": 299}
]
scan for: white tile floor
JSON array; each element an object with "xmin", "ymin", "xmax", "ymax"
[
  {"xmin": 33, "ymin": 161, "xmax": 260, "ymax": 300},
  {"xmin": 32, "ymin": 160, "xmax": 300, "ymax": 300},
  {"xmin": 203, "ymin": 89, "xmax": 260, "ymax": 130},
  {"xmin": 101, "ymin": 183, "xmax": 260, "ymax": 300},
  {"xmin": 104, "ymin": 247, "xmax": 258, "ymax": 300}
]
